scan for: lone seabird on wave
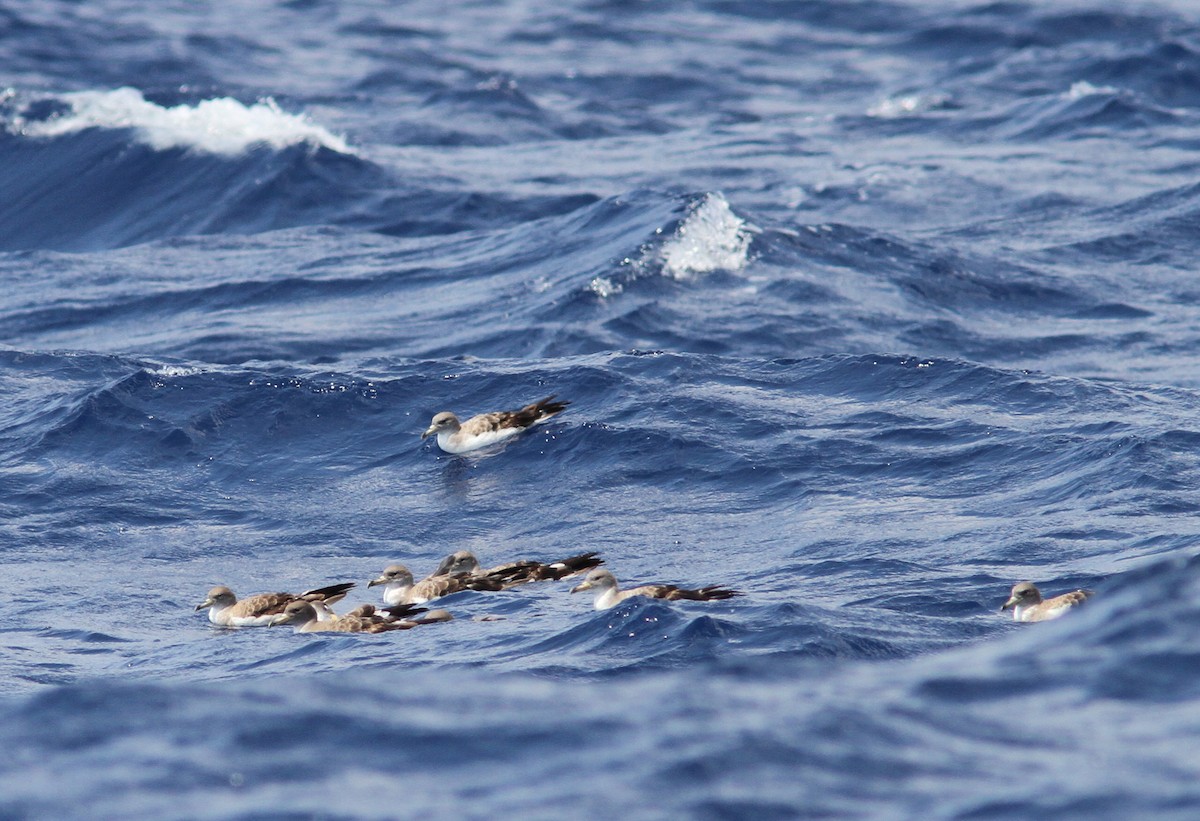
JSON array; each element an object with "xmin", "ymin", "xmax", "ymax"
[
  {"xmin": 195, "ymin": 582, "xmax": 355, "ymax": 627},
  {"xmin": 433, "ymin": 549, "xmax": 603, "ymax": 587},
  {"xmin": 1001, "ymin": 581, "xmax": 1093, "ymax": 622},
  {"xmin": 269, "ymin": 600, "xmax": 454, "ymax": 633},
  {"xmin": 569, "ymin": 568, "xmax": 741, "ymax": 610},
  {"xmin": 421, "ymin": 395, "xmax": 570, "ymax": 454},
  {"xmin": 367, "ymin": 562, "xmax": 504, "ymax": 605}
]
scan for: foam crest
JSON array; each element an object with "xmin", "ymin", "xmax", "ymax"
[
  {"xmin": 145, "ymin": 363, "xmax": 202, "ymax": 378},
  {"xmin": 867, "ymin": 92, "xmax": 951, "ymax": 118},
  {"xmin": 19, "ymin": 87, "xmax": 351, "ymax": 156},
  {"xmin": 660, "ymin": 193, "xmax": 753, "ymax": 279},
  {"xmin": 1065, "ymin": 81, "xmax": 1119, "ymax": 100}
]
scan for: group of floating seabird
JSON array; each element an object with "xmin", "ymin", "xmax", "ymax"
[
  {"xmin": 196, "ymin": 396, "xmax": 1096, "ymax": 632},
  {"xmin": 271, "ymin": 600, "xmax": 454, "ymax": 633},
  {"xmin": 365, "ymin": 550, "xmax": 608, "ymax": 605},
  {"xmin": 197, "ymin": 546, "xmax": 743, "ymax": 633},
  {"xmin": 195, "ymin": 581, "xmax": 452, "ymax": 633}
]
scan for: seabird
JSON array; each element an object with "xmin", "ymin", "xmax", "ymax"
[
  {"xmin": 569, "ymin": 568, "xmax": 741, "ymax": 610},
  {"xmin": 421, "ymin": 395, "xmax": 570, "ymax": 454},
  {"xmin": 433, "ymin": 549, "xmax": 603, "ymax": 587},
  {"xmin": 269, "ymin": 600, "xmax": 453, "ymax": 633},
  {"xmin": 1001, "ymin": 581, "xmax": 1093, "ymax": 622},
  {"xmin": 367, "ymin": 563, "xmax": 503, "ymax": 605},
  {"xmin": 195, "ymin": 582, "xmax": 355, "ymax": 628}
]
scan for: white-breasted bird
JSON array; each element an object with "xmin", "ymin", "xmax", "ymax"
[
  {"xmin": 195, "ymin": 582, "xmax": 355, "ymax": 627},
  {"xmin": 570, "ymin": 568, "xmax": 741, "ymax": 611},
  {"xmin": 1001, "ymin": 581, "xmax": 1093, "ymax": 622},
  {"xmin": 367, "ymin": 563, "xmax": 503, "ymax": 605},
  {"xmin": 421, "ymin": 395, "xmax": 570, "ymax": 454}
]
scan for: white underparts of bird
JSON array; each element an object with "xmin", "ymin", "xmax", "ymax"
[
  {"xmin": 420, "ymin": 395, "xmax": 570, "ymax": 454},
  {"xmin": 569, "ymin": 568, "xmax": 741, "ymax": 611},
  {"xmin": 195, "ymin": 582, "xmax": 355, "ymax": 627},
  {"xmin": 432, "ymin": 549, "xmax": 603, "ymax": 587},
  {"xmin": 268, "ymin": 600, "xmax": 454, "ymax": 633},
  {"xmin": 367, "ymin": 563, "xmax": 504, "ymax": 605},
  {"xmin": 1001, "ymin": 581, "xmax": 1093, "ymax": 622}
]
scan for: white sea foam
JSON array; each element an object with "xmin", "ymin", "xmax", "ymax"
[
  {"xmin": 867, "ymin": 92, "xmax": 950, "ymax": 119},
  {"xmin": 146, "ymin": 363, "xmax": 201, "ymax": 378},
  {"xmin": 660, "ymin": 193, "xmax": 752, "ymax": 279},
  {"xmin": 588, "ymin": 275, "xmax": 622, "ymax": 297},
  {"xmin": 1065, "ymin": 80, "xmax": 1118, "ymax": 100},
  {"xmin": 585, "ymin": 194, "xmax": 752, "ymax": 298},
  {"xmin": 19, "ymin": 87, "xmax": 351, "ymax": 156}
]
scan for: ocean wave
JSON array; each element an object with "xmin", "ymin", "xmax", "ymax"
[
  {"xmin": 12, "ymin": 87, "xmax": 352, "ymax": 156},
  {"xmin": 658, "ymin": 192, "xmax": 754, "ymax": 279},
  {"xmin": 0, "ymin": 133, "xmax": 379, "ymax": 251},
  {"xmin": 586, "ymin": 191, "xmax": 753, "ymax": 299}
]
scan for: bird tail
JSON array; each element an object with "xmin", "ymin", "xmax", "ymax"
[
  {"xmin": 485, "ymin": 551, "xmax": 603, "ymax": 586},
  {"xmin": 300, "ymin": 582, "xmax": 356, "ymax": 603},
  {"xmin": 531, "ymin": 395, "xmax": 571, "ymax": 420},
  {"xmin": 380, "ymin": 603, "xmax": 428, "ymax": 620},
  {"xmin": 677, "ymin": 585, "xmax": 741, "ymax": 602},
  {"xmin": 544, "ymin": 551, "xmax": 604, "ymax": 580}
]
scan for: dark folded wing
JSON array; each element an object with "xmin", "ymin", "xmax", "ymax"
[
  {"xmin": 380, "ymin": 602, "xmax": 430, "ymax": 620},
  {"xmin": 536, "ymin": 551, "xmax": 603, "ymax": 580},
  {"xmin": 462, "ymin": 395, "xmax": 571, "ymax": 435},
  {"xmin": 299, "ymin": 582, "xmax": 356, "ymax": 603},
  {"xmin": 484, "ymin": 552, "xmax": 603, "ymax": 586},
  {"xmin": 664, "ymin": 585, "xmax": 741, "ymax": 602}
]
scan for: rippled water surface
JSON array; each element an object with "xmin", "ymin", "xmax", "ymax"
[{"xmin": 3, "ymin": 0, "xmax": 1200, "ymax": 818}]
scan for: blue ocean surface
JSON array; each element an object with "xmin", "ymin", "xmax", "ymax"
[{"xmin": 3, "ymin": 0, "xmax": 1200, "ymax": 817}]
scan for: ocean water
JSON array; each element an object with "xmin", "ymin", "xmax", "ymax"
[{"xmin": 3, "ymin": 0, "xmax": 1200, "ymax": 817}]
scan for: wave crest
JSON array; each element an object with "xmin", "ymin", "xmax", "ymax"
[
  {"xmin": 660, "ymin": 193, "xmax": 753, "ymax": 279},
  {"xmin": 15, "ymin": 88, "xmax": 351, "ymax": 156}
]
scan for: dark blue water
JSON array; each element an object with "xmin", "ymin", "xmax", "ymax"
[{"xmin": 4, "ymin": 0, "xmax": 1200, "ymax": 817}]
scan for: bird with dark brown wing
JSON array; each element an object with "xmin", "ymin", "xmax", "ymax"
[
  {"xmin": 195, "ymin": 582, "xmax": 355, "ymax": 627},
  {"xmin": 367, "ymin": 563, "xmax": 504, "ymax": 605},
  {"xmin": 1001, "ymin": 582, "xmax": 1093, "ymax": 622},
  {"xmin": 269, "ymin": 600, "xmax": 454, "ymax": 633},
  {"xmin": 570, "ymin": 568, "xmax": 741, "ymax": 611},
  {"xmin": 421, "ymin": 395, "xmax": 570, "ymax": 454},
  {"xmin": 432, "ymin": 549, "xmax": 603, "ymax": 587}
]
